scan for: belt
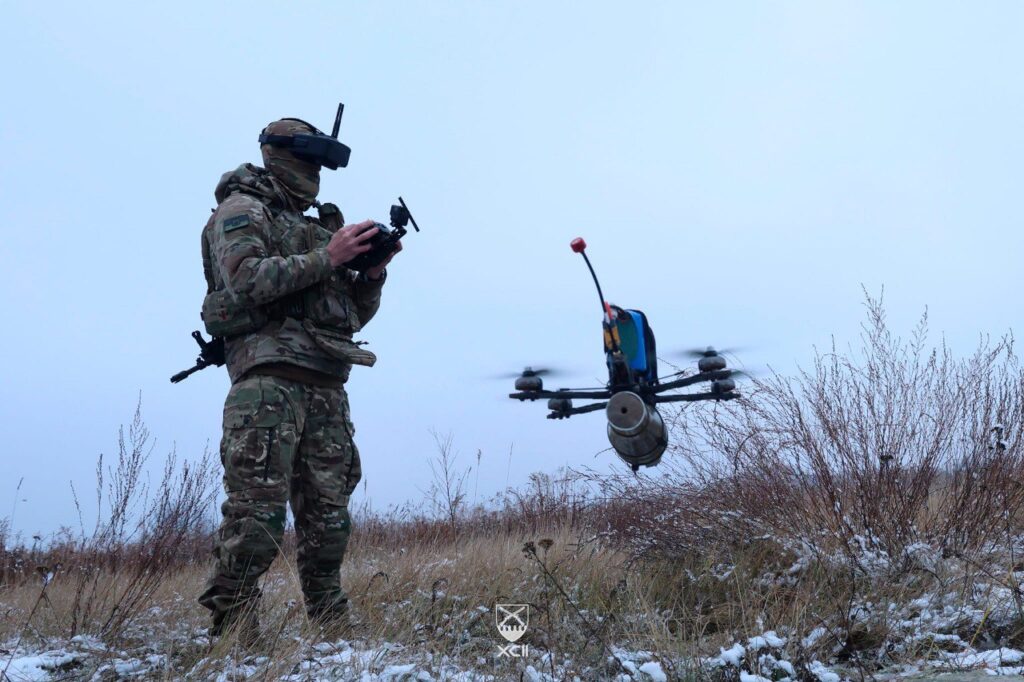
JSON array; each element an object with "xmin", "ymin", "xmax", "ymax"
[{"xmin": 244, "ymin": 362, "xmax": 345, "ymax": 388}]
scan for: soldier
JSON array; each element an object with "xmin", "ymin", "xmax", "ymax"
[{"xmin": 196, "ymin": 116, "xmax": 398, "ymax": 640}]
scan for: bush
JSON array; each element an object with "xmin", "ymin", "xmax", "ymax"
[
  {"xmin": 603, "ymin": 293, "xmax": 1022, "ymax": 571},
  {"xmin": 1, "ymin": 399, "xmax": 219, "ymax": 639}
]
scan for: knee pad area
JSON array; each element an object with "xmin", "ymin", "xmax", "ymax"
[{"xmin": 219, "ymin": 504, "xmax": 287, "ymax": 575}]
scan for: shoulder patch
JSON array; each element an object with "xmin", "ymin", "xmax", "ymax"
[{"xmin": 222, "ymin": 214, "xmax": 251, "ymax": 233}]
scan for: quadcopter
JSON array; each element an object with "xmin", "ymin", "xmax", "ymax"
[{"xmin": 507, "ymin": 237, "xmax": 744, "ymax": 472}]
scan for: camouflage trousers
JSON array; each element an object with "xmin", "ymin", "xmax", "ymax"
[{"xmin": 198, "ymin": 373, "xmax": 362, "ymax": 627}]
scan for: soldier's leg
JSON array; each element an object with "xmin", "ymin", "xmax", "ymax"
[
  {"xmin": 199, "ymin": 376, "xmax": 300, "ymax": 633},
  {"xmin": 291, "ymin": 386, "xmax": 362, "ymax": 618}
]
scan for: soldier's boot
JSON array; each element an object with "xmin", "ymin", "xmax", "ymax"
[
  {"xmin": 209, "ymin": 601, "xmax": 262, "ymax": 648},
  {"xmin": 199, "ymin": 583, "xmax": 263, "ymax": 648},
  {"xmin": 307, "ymin": 596, "xmax": 359, "ymax": 641}
]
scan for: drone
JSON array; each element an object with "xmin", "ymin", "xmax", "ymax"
[{"xmin": 507, "ymin": 237, "xmax": 744, "ymax": 472}]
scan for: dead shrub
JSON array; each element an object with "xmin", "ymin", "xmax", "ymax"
[
  {"xmin": 2, "ymin": 398, "xmax": 219, "ymax": 643},
  {"xmin": 605, "ymin": 292, "xmax": 1022, "ymax": 571}
]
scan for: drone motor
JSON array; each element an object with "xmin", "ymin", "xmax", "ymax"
[
  {"xmin": 698, "ymin": 354, "xmax": 727, "ymax": 372},
  {"xmin": 513, "ymin": 367, "xmax": 546, "ymax": 392},
  {"xmin": 712, "ymin": 378, "xmax": 736, "ymax": 393}
]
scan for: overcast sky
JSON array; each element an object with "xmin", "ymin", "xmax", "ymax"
[{"xmin": 1, "ymin": 2, "xmax": 1021, "ymax": 536}]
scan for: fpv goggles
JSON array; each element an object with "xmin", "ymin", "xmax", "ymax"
[{"xmin": 258, "ymin": 103, "xmax": 351, "ymax": 170}]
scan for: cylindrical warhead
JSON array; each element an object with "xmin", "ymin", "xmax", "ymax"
[{"xmin": 606, "ymin": 392, "xmax": 667, "ymax": 470}]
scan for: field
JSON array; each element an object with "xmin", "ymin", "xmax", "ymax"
[{"xmin": 2, "ymin": 298, "xmax": 1022, "ymax": 681}]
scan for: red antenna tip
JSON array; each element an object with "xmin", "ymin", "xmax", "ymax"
[{"xmin": 570, "ymin": 237, "xmax": 587, "ymax": 253}]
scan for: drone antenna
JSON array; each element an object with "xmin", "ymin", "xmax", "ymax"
[
  {"xmin": 571, "ymin": 237, "xmax": 621, "ymax": 353},
  {"xmin": 570, "ymin": 238, "xmax": 606, "ymax": 314},
  {"xmin": 331, "ymin": 102, "xmax": 344, "ymax": 139}
]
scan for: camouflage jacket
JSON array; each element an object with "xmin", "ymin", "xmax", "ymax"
[{"xmin": 203, "ymin": 163, "xmax": 384, "ymax": 384}]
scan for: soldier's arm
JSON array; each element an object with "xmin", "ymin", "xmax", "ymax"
[
  {"xmin": 211, "ymin": 197, "xmax": 332, "ymax": 307},
  {"xmin": 351, "ymin": 272, "xmax": 385, "ymax": 326},
  {"xmin": 349, "ymin": 238, "xmax": 400, "ymax": 326}
]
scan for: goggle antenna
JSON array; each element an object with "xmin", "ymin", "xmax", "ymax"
[{"xmin": 331, "ymin": 102, "xmax": 345, "ymax": 139}]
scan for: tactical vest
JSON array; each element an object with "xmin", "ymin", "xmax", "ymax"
[
  {"xmin": 198, "ymin": 165, "xmax": 380, "ymax": 384},
  {"xmin": 200, "ymin": 210, "xmax": 269, "ymax": 338},
  {"xmin": 199, "ymin": 196, "xmax": 352, "ymax": 339}
]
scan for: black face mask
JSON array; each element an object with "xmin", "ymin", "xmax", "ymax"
[{"xmin": 258, "ymin": 117, "xmax": 351, "ymax": 170}]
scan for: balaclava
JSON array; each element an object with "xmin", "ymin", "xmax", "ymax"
[{"xmin": 260, "ymin": 119, "xmax": 321, "ymax": 211}]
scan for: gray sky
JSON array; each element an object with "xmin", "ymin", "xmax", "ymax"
[{"xmin": 1, "ymin": 2, "xmax": 1021, "ymax": 536}]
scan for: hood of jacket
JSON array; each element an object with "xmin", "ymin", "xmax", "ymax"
[{"xmin": 214, "ymin": 163, "xmax": 292, "ymax": 210}]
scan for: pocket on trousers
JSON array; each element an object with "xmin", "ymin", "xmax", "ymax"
[
  {"xmin": 221, "ymin": 380, "xmax": 294, "ymax": 491},
  {"xmin": 338, "ymin": 393, "xmax": 361, "ymax": 496},
  {"xmin": 222, "ymin": 426, "xmax": 284, "ymax": 490},
  {"xmin": 341, "ymin": 442, "xmax": 362, "ymax": 497}
]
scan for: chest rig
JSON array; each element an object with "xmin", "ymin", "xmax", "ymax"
[{"xmin": 200, "ymin": 195, "xmax": 355, "ymax": 339}]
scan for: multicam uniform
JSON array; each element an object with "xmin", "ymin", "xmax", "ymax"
[{"xmin": 197, "ymin": 138, "xmax": 384, "ymax": 632}]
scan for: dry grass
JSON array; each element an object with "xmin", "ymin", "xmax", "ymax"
[
  {"xmin": 1, "ymin": 295, "xmax": 1022, "ymax": 680},
  {"xmin": 1, "ymin": 522, "xmax": 648, "ymax": 679}
]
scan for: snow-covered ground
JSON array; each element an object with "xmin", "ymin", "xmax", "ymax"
[
  {"xmin": 1, "ymin": 637, "xmax": 643, "ymax": 681},
  {"xmin": 3, "ymin": 630, "xmax": 1020, "ymax": 681},
  {"xmin": 5, "ymin": 533, "xmax": 1024, "ymax": 680}
]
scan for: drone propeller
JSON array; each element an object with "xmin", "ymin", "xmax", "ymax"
[
  {"xmin": 490, "ymin": 366, "xmax": 572, "ymax": 380},
  {"xmin": 676, "ymin": 345, "xmax": 751, "ymax": 359},
  {"xmin": 707, "ymin": 369, "xmax": 762, "ymax": 396}
]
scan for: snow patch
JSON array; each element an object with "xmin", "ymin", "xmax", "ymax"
[{"xmin": 637, "ymin": 661, "xmax": 667, "ymax": 681}]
